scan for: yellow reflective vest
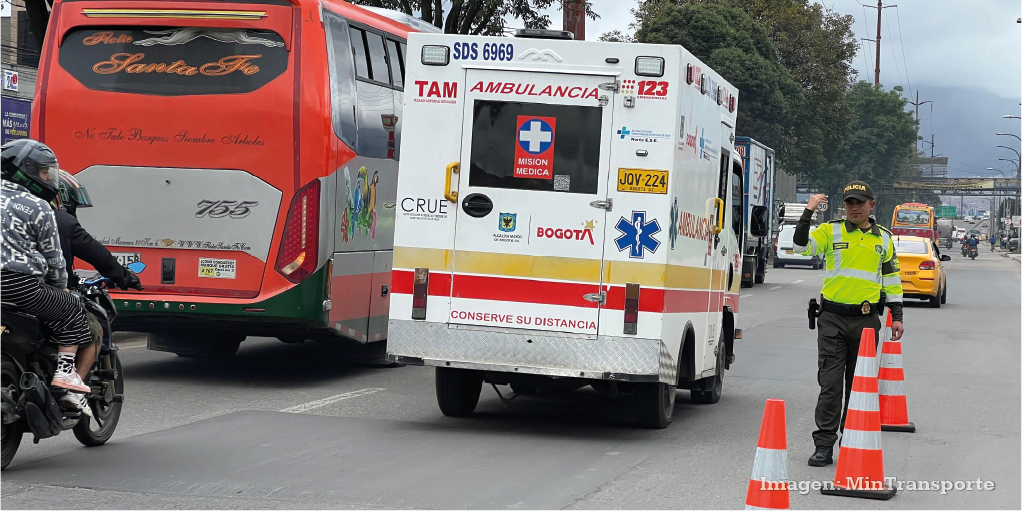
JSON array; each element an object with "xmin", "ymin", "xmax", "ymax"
[{"xmin": 795, "ymin": 219, "xmax": 904, "ymax": 305}]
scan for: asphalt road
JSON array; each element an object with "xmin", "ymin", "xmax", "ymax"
[{"xmin": 3, "ymin": 254, "xmax": 1019, "ymax": 509}]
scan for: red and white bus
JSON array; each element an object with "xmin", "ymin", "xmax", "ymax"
[{"xmin": 32, "ymin": 0, "xmax": 432, "ymax": 356}]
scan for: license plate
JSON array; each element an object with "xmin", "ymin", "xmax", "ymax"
[
  {"xmin": 785, "ymin": 250, "xmax": 794, "ymax": 255},
  {"xmin": 112, "ymin": 252, "xmax": 141, "ymax": 266},
  {"xmin": 617, "ymin": 168, "xmax": 668, "ymax": 194},
  {"xmin": 903, "ymin": 271, "xmax": 917, "ymax": 276}
]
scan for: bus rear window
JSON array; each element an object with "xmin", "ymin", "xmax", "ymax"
[{"xmin": 59, "ymin": 27, "xmax": 289, "ymax": 96}]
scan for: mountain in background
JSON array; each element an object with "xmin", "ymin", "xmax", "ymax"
[{"xmin": 914, "ymin": 85, "xmax": 1021, "ymax": 178}]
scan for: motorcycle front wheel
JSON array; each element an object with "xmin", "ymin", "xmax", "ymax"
[
  {"xmin": 73, "ymin": 350, "xmax": 123, "ymax": 447},
  {"xmin": 1, "ymin": 356, "xmax": 23, "ymax": 469}
]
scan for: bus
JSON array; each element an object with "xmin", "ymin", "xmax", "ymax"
[
  {"xmin": 890, "ymin": 203, "xmax": 936, "ymax": 241},
  {"xmin": 32, "ymin": 0, "xmax": 435, "ymax": 357}
]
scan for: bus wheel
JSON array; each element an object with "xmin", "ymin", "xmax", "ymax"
[
  {"xmin": 435, "ymin": 368, "xmax": 482, "ymax": 417},
  {"xmin": 634, "ymin": 382, "xmax": 675, "ymax": 429},
  {"xmin": 691, "ymin": 344, "xmax": 725, "ymax": 405}
]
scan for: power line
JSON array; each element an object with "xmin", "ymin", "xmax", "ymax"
[
  {"xmin": 860, "ymin": 4, "xmax": 874, "ymax": 80},
  {"xmin": 892, "ymin": 6, "xmax": 913, "ymax": 97},
  {"xmin": 883, "ymin": 9, "xmax": 905, "ymax": 93}
]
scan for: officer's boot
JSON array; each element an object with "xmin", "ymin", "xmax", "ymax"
[{"xmin": 808, "ymin": 446, "xmax": 833, "ymax": 467}]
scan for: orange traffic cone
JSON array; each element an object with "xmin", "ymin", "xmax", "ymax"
[
  {"xmin": 821, "ymin": 328, "xmax": 897, "ymax": 500},
  {"xmin": 745, "ymin": 399, "xmax": 789, "ymax": 510},
  {"xmin": 879, "ymin": 337, "xmax": 915, "ymax": 432}
]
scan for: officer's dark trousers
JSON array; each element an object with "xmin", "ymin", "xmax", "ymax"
[{"xmin": 813, "ymin": 311, "xmax": 881, "ymax": 448}]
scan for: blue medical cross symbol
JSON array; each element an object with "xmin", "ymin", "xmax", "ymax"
[
  {"xmin": 617, "ymin": 126, "xmax": 631, "ymax": 139},
  {"xmin": 614, "ymin": 211, "xmax": 661, "ymax": 259}
]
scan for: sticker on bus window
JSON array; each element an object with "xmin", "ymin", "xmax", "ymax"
[{"xmin": 198, "ymin": 258, "xmax": 236, "ymax": 279}]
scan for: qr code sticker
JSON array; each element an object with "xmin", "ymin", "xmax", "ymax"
[{"xmin": 554, "ymin": 175, "xmax": 570, "ymax": 191}]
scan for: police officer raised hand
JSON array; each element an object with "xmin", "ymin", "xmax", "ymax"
[{"xmin": 794, "ymin": 181, "xmax": 905, "ymax": 468}]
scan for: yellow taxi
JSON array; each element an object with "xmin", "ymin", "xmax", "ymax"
[{"xmin": 892, "ymin": 235, "xmax": 949, "ymax": 308}]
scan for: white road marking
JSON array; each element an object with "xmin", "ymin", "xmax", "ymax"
[
  {"xmin": 768, "ymin": 286, "xmax": 782, "ymax": 291},
  {"xmin": 743, "ymin": 294, "xmax": 754, "ymax": 299},
  {"xmin": 792, "ymin": 279, "xmax": 804, "ymax": 284},
  {"xmin": 280, "ymin": 388, "xmax": 385, "ymax": 413}
]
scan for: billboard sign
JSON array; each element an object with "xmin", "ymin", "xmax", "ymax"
[{"xmin": 1, "ymin": 97, "xmax": 31, "ymax": 144}]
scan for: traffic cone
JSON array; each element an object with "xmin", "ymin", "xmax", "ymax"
[
  {"xmin": 745, "ymin": 399, "xmax": 789, "ymax": 510},
  {"xmin": 879, "ymin": 337, "xmax": 915, "ymax": 432},
  {"xmin": 821, "ymin": 328, "xmax": 897, "ymax": 500}
]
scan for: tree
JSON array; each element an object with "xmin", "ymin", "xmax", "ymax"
[
  {"xmin": 628, "ymin": 0, "xmax": 859, "ymax": 178},
  {"xmin": 23, "ymin": 1, "xmax": 598, "ymax": 45},
  {"xmin": 351, "ymin": 0, "xmax": 597, "ymax": 35},
  {"xmin": 812, "ymin": 82, "xmax": 918, "ymax": 221},
  {"xmin": 634, "ymin": 1, "xmax": 808, "ymax": 174}
]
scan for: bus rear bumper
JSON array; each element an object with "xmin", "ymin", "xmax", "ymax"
[{"xmin": 387, "ymin": 319, "xmax": 674, "ymax": 384}]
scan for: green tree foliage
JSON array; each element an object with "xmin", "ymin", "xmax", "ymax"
[
  {"xmin": 626, "ymin": 0, "xmax": 859, "ymax": 178},
  {"xmin": 351, "ymin": 0, "xmax": 597, "ymax": 35},
  {"xmin": 633, "ymin": 1, "xmax": 807, "ymax": 174},
  {"xmin": 816, "ymin": 83, "xmax": 919, "ymax": 221}
]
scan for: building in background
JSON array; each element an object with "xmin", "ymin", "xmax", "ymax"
[{"xmin": 2, "ymin": 1, "xmax": 39, "ymax": 144}]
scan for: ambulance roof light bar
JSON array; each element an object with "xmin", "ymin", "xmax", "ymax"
[
  {"xmin": 635, "ymin": 57, "xmax": 664, "ymax": 77},
  {"xmin": 421, "ymin": 45, "xmax": 450, "ymax": 66},
  {"xmin": 514, "ymin": 28, "xmax": 574, "ymax": 40}
]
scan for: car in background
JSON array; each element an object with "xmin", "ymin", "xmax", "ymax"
[
  {"xmin": 773, "ymin": 224, "xmax": 825, "ymax": 269},
  {"xmin": 1009, "ymin": 236, "xmax": 1020, "ymax": 252},
  {"xmin": 893, "ymin": 235, "xmax": 949, "ymax": 308}
]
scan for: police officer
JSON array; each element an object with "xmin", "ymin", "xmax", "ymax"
[{"xmin": 794, "ymin": 181, "xmax": 904, "ymax": 467}]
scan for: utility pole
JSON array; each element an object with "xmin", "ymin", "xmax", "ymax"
[
  {"xmin": 862, "ymin": 1, "xmax": 896, "ymax": 88},
  {"xmin": 908, "ymin": 91, "xmax": 931, "ymax": 123},
  {"xmin": 874, "ymin": 0, "xmax": 882, "ymax": 87}
]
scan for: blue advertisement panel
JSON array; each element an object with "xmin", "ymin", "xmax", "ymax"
[{"xmin": 2, "ymin": 97, "xmax": 32, "ymax": 144}]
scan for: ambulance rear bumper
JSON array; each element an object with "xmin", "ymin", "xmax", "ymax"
[{"xmin": 387, "ymin": 320, "xmax": 676, "ymax": 384}]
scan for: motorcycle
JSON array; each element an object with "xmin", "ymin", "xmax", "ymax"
[
  {"xmin": 969, "ymin": 245, "xmax": 979, "ymax": 260},
  {"xmin": 1, "ymin": 278, "xmax": 125, "ymax": 469}
]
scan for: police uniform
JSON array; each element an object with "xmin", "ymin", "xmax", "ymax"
[{"xmin": 793, "ymin": 181, "xmax": 904, "ymax": 465}]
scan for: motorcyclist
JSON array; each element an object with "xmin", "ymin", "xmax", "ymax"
[
  {"xmin": 967, "ymin": 234, "xmax": 980, "ymax": 256},
  {"xmin": 1, "ymin": 139, "xmax": 92, "ymax": 395},
  {"xmin": 53, "ymin": 171, "xmax": 142, "ymax": 413}
]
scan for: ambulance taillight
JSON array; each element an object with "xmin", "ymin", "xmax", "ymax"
[
  {"xmin": 275, "ymin": 180, "xmax": 320, "ymax": 283},
  {"xmin": 411, "ymin": 268, "xmax": 429, "ymax": 320},
  {"xmin": 623, "ymin": 283, "xmax": 640, "ymax": 335}
]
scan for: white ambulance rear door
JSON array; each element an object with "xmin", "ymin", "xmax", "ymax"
[{"xmin": 447, "ymin": 68, "xmax": 616, "ymax": 335}]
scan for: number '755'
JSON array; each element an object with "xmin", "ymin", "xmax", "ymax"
[{"xmin": 195, "ymin": 200, "xmax": 259, "ymax": 219}]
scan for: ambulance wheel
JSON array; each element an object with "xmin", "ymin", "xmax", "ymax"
[
  {"xmin": 435, "ymin": 367, "xmax": 482, "ymax": 417},
  {"xmin": 634, "ymin": 382, "xmax": 675, "ymax": 429},
  {"xmin": 691, "ymin": 344, "xmax": 725, "ymax": 405}
]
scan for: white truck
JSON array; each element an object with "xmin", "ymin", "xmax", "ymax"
[
  {"xmin": 733, "ymin": 137, "xmax": 775, "ymax": 287},
  {"xmin": 388, "ymin": 29, "xmax": 757, "ymax": 428}
]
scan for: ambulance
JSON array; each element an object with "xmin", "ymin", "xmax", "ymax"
[{"xmin": 388, "ymin": 29, "xmax": 759, "ymax": 428}]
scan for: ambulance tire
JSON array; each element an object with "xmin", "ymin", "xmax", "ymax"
[
  {"xmin": 634, "ymin": 382, "xmax": 675, "ymax": 429},
  {"xmin": 435, "ymin": 368, "xmax": 483, "ymax": 417},
  {"xmin": 691, "ymin": 344, "xmax": 724, "ymax": 405}
]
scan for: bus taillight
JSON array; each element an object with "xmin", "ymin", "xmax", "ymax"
[
  {"xmin": 411, "ymin": 268, "xmax": 429, "ymax": 320},
  {"xmin": 275, "ymin": 180, "xmax": 321, "ymax": 283}
]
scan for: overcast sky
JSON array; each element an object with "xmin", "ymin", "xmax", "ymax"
[
  {"xmin": 558, "ymin": 0, "xmax": 1021, "ymax": 101},
  {"xmin": 542, "ymin": 0, "xmax": 1021, "ymax": 176}
]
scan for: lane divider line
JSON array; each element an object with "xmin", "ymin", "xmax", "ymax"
[
  {"xmin": 768, "ymin": 286, "xmax": 782, "ymax": 291},
  {"xmin": 792, "ymin": 279, "xmax": 804, "ymax": 283},
  {"xmin": 280, "ymin": 388, "xmax": 385, "ymax": 414}
]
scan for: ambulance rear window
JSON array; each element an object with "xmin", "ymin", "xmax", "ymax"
[{"xmin": 467, "ymin": 100, "xmax": 602, "ymax": 194}]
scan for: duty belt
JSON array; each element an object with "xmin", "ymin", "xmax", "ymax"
[{"xmin": 820, "ymin": 298, "xmax": 879, "ymax": 316}]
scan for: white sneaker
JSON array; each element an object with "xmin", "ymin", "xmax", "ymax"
[
  {"xmin": 51, "ymin": 367, "xmax": 91, "ymax": 394},
  {"xmin": 59, "ymin": 392, "xmax": 94, "ymax": 418}
]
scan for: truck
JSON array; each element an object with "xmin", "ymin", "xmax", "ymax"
[
  {"xmin": 936, "ymin": 217, "xmax": 956, "ymax": 247},
  {"xmin": 733, "ymin": 137, "xmax": 775, "ymax": 287},
  {"xmin": 387, "ymin": 29, "xmax": 760, "ymax": 428}
]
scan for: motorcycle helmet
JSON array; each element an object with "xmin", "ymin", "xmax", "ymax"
[
  {"xmin": 1, "ymin": 139, "xmax": 60, "ymax": 202},
  {"xmin": 56, "ymin": 170, "xmax": 93, "ymax": 216}
]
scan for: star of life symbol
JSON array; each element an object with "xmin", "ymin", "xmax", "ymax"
[
  {"xmin": 518, "ymin": 120, "xmax": 553, "ymax": 154},
  {"xmin": 614, "ymin": 211, "xmax": 661, "ymax": 259}
]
